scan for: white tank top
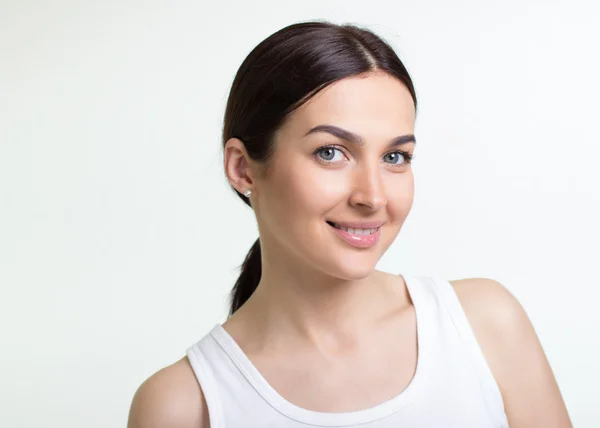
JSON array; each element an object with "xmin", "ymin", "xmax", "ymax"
[{"xmin": 186, "ymin": 275, "xmax": 510, "ymax": 427}]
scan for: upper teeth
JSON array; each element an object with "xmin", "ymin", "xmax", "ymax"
[{"xmin": 333, "ymin": 223, "xmax": 378, "ymax": 235}]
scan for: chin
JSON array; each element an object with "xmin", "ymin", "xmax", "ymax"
[{"xmin": 326, "ymin": 257, "xmax": 379, "ymax": 280}]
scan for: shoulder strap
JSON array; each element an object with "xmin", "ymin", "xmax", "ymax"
[
  {"xmin": 427, "ymin": 277, "xmax": 509, "ymax": 427},
  {"xmin": 186, "ymin": 330, "xmax": 226, "ymax": 428}
]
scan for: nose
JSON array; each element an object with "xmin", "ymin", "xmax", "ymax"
[{"xmin": 349, "ymin": 162, "xmax": 387, "ymax": 211}]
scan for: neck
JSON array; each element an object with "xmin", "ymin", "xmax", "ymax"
[{"xmin": 232, "ymin": 244, "xmax": 403, "ymax": 357}]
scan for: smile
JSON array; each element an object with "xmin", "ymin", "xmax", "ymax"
[
  {"xmin": 326, "ymin": 221, "xmax": 382, "ymax": 248},
  {"xmin": 327, "ymin": 222, "xmax": 379, "ymax": 235}
]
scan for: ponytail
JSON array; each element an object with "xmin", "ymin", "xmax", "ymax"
[{"xmin": 228, "ymin": 238, "xmax": 262, "ymax": 316}]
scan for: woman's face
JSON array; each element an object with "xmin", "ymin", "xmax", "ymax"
[{"xmin": 252, "ymin": 72, "xmax": 416, "ymax": 279}]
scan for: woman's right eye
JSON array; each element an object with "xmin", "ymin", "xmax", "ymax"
[{"xmin": 315, "ymin": 146, "xmax": 345, "ymax": 163}]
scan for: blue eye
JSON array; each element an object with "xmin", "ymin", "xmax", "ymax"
[
  {"xmin": 316, "ymin": 146, "xmax": 345, "ymax": 162},
  {"xmin": 384, "ymin": 152, "xmax": 403, "ymax": 164},
  {"xmin": 384, "ymin": 151, "xmax": 413, "ymax": 166}
]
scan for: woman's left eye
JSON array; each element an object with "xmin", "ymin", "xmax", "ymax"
[{"xmin": 383, "ymin": 151, "xmax": 413, "ymax": 165}]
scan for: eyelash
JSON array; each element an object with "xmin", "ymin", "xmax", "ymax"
[{"xmin": 313, "ymin": 145, "xmax": 414, "ymax": 167}]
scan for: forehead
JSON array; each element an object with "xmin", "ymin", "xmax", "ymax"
[{"xmin": 283, "ymin": 72, "xmax": 416, "ymax": 138}]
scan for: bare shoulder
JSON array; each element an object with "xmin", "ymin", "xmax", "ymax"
[
  {"xmin": 127, "ymin": 356, "xmax": 209, "ymax": 428},
  {"xmin": 449, "ymin": 277, "xmax": 524, "ymax": 338},
  {"xmin": 449, "ymin": 277, "xmax": 572, "ymax": 428}
]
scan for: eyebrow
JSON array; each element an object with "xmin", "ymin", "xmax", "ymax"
[{"xmin": 304, "ymin": 124, "xmax": 416, "ymax": 148}]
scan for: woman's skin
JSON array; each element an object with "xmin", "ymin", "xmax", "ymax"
[{"xmin": 128, "ymin": 71, "xmax": 572, "ymax": 427}]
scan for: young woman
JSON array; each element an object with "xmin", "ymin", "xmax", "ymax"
[{"xmin": 128, "ymin": 21, "xmax": 571, "ymax": 427}]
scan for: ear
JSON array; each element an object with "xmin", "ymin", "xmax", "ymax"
[{"xmin": 224, "ymin": 137, "xmax": 255, "ymax": 194}]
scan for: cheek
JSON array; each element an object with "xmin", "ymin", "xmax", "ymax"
[
  {"xmin": 386, "ymin": 173, "xmax": 414, "ymax": 220},
  {"xmin": 271, "ymin": 164, "xmax": 348, "ymax": 217},
  {"xmin": 258, "ymin": 165, "xmax": 341, "ymax": 251}
]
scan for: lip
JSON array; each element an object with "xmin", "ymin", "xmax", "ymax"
[{"xmin": 327, "ymin": 221, "xmax": 382, "ymax": 249}]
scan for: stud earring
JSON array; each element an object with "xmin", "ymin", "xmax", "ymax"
[{"xmin": 243, "ymin": 190, "xmax": 252, "ymax": 198}]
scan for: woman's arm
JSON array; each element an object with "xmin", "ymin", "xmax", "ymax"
[{"xmin": 451, "ymin": 278, "xmax": 572, "ymax": 427}]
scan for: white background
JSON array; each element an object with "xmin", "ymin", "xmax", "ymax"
[{"xmin": 1, "ymin": 0, "xmax": 598, "ymax": 426}]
